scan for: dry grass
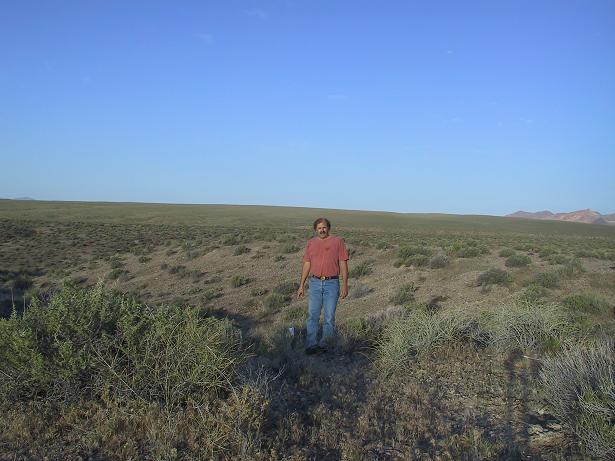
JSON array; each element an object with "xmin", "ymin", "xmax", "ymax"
[{"xmin": 540, "ymin": 340, "xmax": 615, "ymax": 459}]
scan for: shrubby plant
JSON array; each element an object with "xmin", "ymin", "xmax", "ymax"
[
  {"xmin": 377, "ymin": 306, "xmax": 476, "ymax": 373},
  {"xmin": 233, "ymin": 245, "xmax": 251, "ymax": 256},
  {"xmin": 476, "ymin": 268, "xmax": 511, "ymax": 287},
  {"xmin": 540, "ymin": 340, "xmax": 615, "ymax": 458},
  {"xmin": 230, "ymin": 275, "xmax": 251, "ymax": 288},
  {"xmin": 498, "ymin": 248, "xmax": 515, "ymax": 258},
  {"xmin": 0, "ymin": 283, "xmax": 276, "ymax": 459},
  {"xmin": 398, "ymin": 246, "xmax": 433, "ymax": 259},
  {"xmin": 519, "ymin": 283, "xmax": 548, "ymax": 303},
  {"xmin": 263, "ymin": 293, "xmax": 288, "ymax": 313},
  {"xmin": 547, "ymin": 254, "xmax": 569, "ymax": 265},
  {"xmin": 505, "ymin": 254, "xmax": 531, "ymax": 267},
  {"xmin": 558, "ymin": 258, "xmax": 585, "ymax": 279},
  {"xmin": 538, "ymin": 247, "xmax": 557, "ymax": 259},
  {"xmin": 280, "ymin": 243, "xmax": 300, "ymax": 254},
  {"xmin": 395, "ymin": 246, "xmax": 433, "ymax": 267},
  {"xmin": 456, "ymin": 246, "xmax": 482, "ymax": 258},
  {"xmin": 429, "ymin": 254, "xmax": 449, "ymax": 269},
  {"xmin": 0, "ymin": 282, "xmax": 243, "ymax": 405},
  {"xmin": 377, "ymin": 300, "xmax": 575, "ymax": 374},
  {"xmin": 563, "ymin": 293, "xmax": 611, "ymax": 313},
  {"xmin": 273, "ymin": 281, "xmax": 299, "ymax": 297},
  {"xmin": 534, "ymin": 271, "xmax": 560, "ymax": 289},
  {"xmin": 389, "ymin": 283, "xmax": 418, "ymax": 305},
  {"xmin": 250, "ymin": 287, "xmax": 268, "ymax": 297},
  {"xmin": 350, "ymin": 261, "xmax": 372, "ymax": 278},
  {"xmin": 480, "ymin": 300, "xmax": 572, "ymax": 353}
]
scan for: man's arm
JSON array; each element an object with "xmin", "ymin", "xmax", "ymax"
[
  {"xmin": 339, "ymin": 259, "xmax": 349, "ymax": 299},
  {"xmin": 297, "ymin": 261, "xmax": 311, "ymax": 298}
]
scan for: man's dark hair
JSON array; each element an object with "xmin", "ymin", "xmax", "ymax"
[{"xmin": 313, "ymin": 217, "xmax": 331, "ymax": 230}]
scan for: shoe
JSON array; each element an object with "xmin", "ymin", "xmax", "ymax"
[{"xmin": 305, "ymin": 346, "xmax": 319, "ymax": 355}]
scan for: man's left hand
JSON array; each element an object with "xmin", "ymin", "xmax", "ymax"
[{"xmin": 340, "ymin": 285, "xmax": 348, "ymax": 299}]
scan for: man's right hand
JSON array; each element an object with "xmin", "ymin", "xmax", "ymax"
[{"xmin": 296, "ymin": 286, "xmax": 305, "ymax": 299}]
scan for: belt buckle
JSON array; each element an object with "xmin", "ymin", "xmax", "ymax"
[{"xmin": 320, "ymin": 276, "xmax": 326, "ymax": 280}]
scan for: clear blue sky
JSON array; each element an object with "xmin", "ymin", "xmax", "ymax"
[{"xmin": 1, "ymin": 1, "xmax": 614, "ymax": 215}]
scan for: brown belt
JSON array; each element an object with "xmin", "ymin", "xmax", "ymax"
[{"xmin": 311, "ymin": 275, "xmax": 339, "ymax": 280}]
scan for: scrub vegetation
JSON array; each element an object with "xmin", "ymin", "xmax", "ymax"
[{"xmin": 1, "ymin": 200, "xmax": 614, "ymax": 459}]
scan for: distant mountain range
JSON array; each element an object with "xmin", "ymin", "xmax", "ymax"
[{"xmin": 507, "ymin": 209, "xmax": 615, "ymax": 225}]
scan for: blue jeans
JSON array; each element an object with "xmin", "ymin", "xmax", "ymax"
[{"xmin": 306, "ymin": 277, "xmax": 340, "ymax": 348}]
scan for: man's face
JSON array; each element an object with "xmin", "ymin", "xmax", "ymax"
[{"xmin": 316, "ymin": 222, "xmax": 329, "ymax": 239}]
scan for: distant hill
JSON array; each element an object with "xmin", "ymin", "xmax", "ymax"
[{"xmin": 507, "ymin": 209, "xmax": 611, "ymax": 225}]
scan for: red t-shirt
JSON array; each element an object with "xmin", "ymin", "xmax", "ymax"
[{"xmin": 302, "ymin": 235, "xmax": 349, "ymax": 277}]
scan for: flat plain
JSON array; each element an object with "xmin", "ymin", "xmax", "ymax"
[{"xmin": 1, "ymin": 200, "xmax": 614, "ymax": 460}]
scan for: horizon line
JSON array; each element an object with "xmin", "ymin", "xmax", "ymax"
[{"xmin": 1, "ymin": 197, "xmax": 613, "ymax": 217}]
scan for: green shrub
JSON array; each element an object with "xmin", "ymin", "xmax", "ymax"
[
  {"xmin": 138, "ymin": 255, "xmax": 151, "ymax": 263},
  {"xmin": 477, "ymin": 268, "xmax": 511, "ymax": 286},
  {"xmin": 280, "ymin": 243, "xmax": 300, "ymax": 254},
  {"xmin": 538, "ymin": 247, "xmax": 557, "ymax": 259},
  {"xmin": 222, "ymin": 234, "xmax": 241, "ymax": 246},
  {"xmin": 0, "ymin": 284, "xmax": 264, "ymax": 459},
  {"xmin": 547, "ymin": 254, "xmax": 569, "ymax": 265},
  {"xmin": 190, "ymin": 270, "xmax": 203, "ymax": 282},
  {"xmin": 233, "ymin": 245, "xmax": 251, "ymax": 256},
  {"xmin": 558, "ymin": 258, "xmax": 585, "ymax": 278},
  {"xmin": 350, "ymin": 261, "xmax": 372, "ymax": 278},
  {"xmin": 481, "ymin": 300, "xmax": 572, "ymax": 353},
  {"xmin": 574, "ymin": 249, "xmax": 592, "ymax": 258},
  {"xmin": 404, "ymin": 254, "xmax": 430, "ymax": 267},
  {"xmin": 169, "ymin": 265, "xmax": 188, "ymax": 277},
  {"xmin": 398, "ymin": 246, "xmax": 433, "ymax": 260},
  {"xmin": 540, "ymin": 341, "xmax": 615, "ymax": 458},
  {"xmin": 282, "ymin": 304, "xmax": 305, "ymax": 321},
  {"xmin": 456, "ymin": 247, "xmax": 481, "ymax": 258},
  {"xmin": 345, "ymin": 317, "xmax": 370, "ymax": 335},
  {"xmin": 499, "ymin": 248, "xmax": 515, "ymax": 258},
  {"xmin": 505, "ymin": 254, "xmax": 531, "ymax": 268},
  {"xmin": 275, "ymin": 233, "xmax": 295, "ymax": 243},
  {"xmin": 106, "ymin": 268, "xmax": 126, "ymax": 280},
  {"xmin": 389, "ymin": 283, "xmax": 417, "ymax": 305},
  {"xmin": 274, "ymin": 255, "xmax": 285, "ymax": 262},
  {"xmin": 0, "ymin": 282, "xmax": 243, "ymax": 405},
  {"xmin": 377, "ymin": 307, "xmax": 475, "ymax": 373},
  {"xmin": 534, "ymin": 272, "xmax": 560, "ymax": 289},
  {"xmin": 519, "ymin": 284, "xmax": 548, "ymax": 303},
  {"xmin": 376, "ymin": 241, "xmax": 391, "ymax": 250},
  {"xmin": 273, "ymin": 281, "xmax": 299, "ymax": 297},
  {"xmin": 428, "ymin": 254, "xmax": 449, "ymax": 269},
  {"xmin": 338, "ymin": 317, "xmax": 376, "ymax": 352},
  {"xmin": 263, "ymin": 293, "xmax": 288, "ymax": 313},
  {"xmin": 376, "ymin": 301, "xmax": 574, "ymax": 374},
  {"xmin": 109, "ymin": 255, "xmax": 124, "ymax": 269},
  {"xmin": 563, "ymin": 293, "xmax": 611, "ymax": 313},
  {"xmin": 230, "ymin": 275, "xmax": 251, "ymax": 288}
]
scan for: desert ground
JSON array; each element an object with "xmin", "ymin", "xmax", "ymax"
[{"xmin": 1, "ymin": 200, "xmax": 614, "ymax": 460}]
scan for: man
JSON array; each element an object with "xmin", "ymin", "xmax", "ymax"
[{"xmin": 296, "ymin": 217, "xmax": 349, "ymax": 354}]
